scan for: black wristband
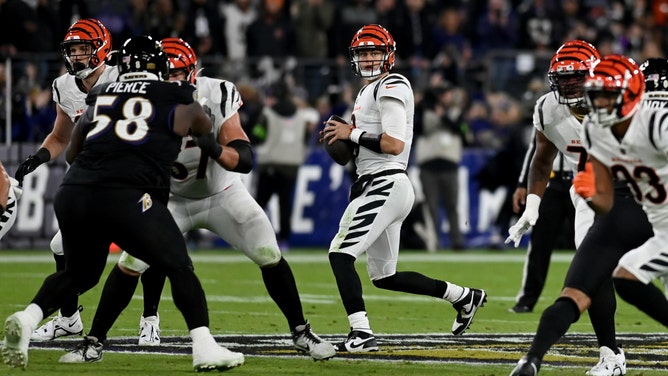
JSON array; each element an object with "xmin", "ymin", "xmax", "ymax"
[
  {"xmin": 359, "ymin": 132, "xmax": 383, "ymax": 153},
  {"xmin": 35, "ymin": 148, "xmax": 51, "ymax": 163},
  {"xmin": 0, "ymin": 203, "xmax": 4, "ymax": 216}
]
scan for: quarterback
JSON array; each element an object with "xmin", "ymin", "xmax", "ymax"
[{"xmin": 321, "ymin": 24, "xmax": 486, "ymax": 352}]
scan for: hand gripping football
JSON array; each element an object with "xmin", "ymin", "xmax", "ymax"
[{"xmin": 324, "ymin": 115, "xmax": 355, "ymax": 166}]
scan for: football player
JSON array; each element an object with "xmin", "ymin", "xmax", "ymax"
[
  {"xmin": 60, "ymin": 37, "xmax": 335, "ymax": 361},
  {"xmin": 640, "ymin": 57, "xmax": 668, "ymax": 109},
  {"xmin": 509, "ymin": 43, "xmax": 649, "ymax": 375},
  {"xmin": 506, "ymin": 41, "xmax": 599, "ymax": 316},
  {"xmin": 14, "ymin": 18, "xmax": 117, "ymax": 343},
  {"xmin": 321, "ymin": 24, "xmax": 486, "ymax": 352},
  {"xmin": 576, "ymin": 54, "xmax": 668, "ymax": 328},
  {"xmin": 639, "ymin": 57, "xmax": 668, "ymax": 299},
  {"xmin": 2, "ymin": 35, "xmax": 245, "ymax": 371},
  {"xmin": 0, "ymin": 162, "xmax": 21, "ymax": 241}
]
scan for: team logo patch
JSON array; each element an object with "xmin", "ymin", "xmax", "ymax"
[{"xmin": 138, "ymin": 193, "xmax": 153, "ymax": 213}]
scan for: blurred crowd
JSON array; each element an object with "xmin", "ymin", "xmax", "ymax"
[
  {"xmin": 1, "ymin": 0, "xmax": 667, "ymax": 148},
  {"xmin": 0, "ymin": 0, "xmax": 666, "ymax": 250}
]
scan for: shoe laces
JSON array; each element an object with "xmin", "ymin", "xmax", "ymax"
[
  {"xmin": 72, "ymin": 336, "xmax": 100, "ymax": 353},
  {"xmin": 293, "ymin": 323, "xmax": 324, "ymax": 346}
]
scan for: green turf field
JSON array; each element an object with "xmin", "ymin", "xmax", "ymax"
[{"xmin": 0, "ymin": 249, "xmax": 666, "ymax": 375}]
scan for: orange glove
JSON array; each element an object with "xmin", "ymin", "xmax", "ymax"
[{"xmin": 573, "ymin": 162, "xmax": 596, "ymax": 200}]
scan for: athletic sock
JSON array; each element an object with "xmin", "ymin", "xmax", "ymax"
[
  {"xmin": 443, "ymin": 283, "xmax": 468, "ymax": 303},
  {"xmin": 89, "ymin": 265, "xmax": 140, "ymax": 342},
  {"xmin": 348, "ymin": 311, "xmax": 372, "ymax": 334},
  {"xmin": 588, "ymin": 279, "xmax": 618, "ymax": 350},
  {"xmin": 528, "ymin": 297, "xmax": 580, "ymax": 359},
  {"xmin": 615, "ymin": 278, "xmax": 668, "ymax": 326},
  {"xmin": 372, "ymin": 271, "xmax": 448, "ymax": 298},
  {"xmin": 54, "ymin": 254, "xmax": 79, "ymax": 317},
  {"xmin": 329, "ymin": 253, "xmax": 366, "ymax": 315},
  {"xmin": 141, "ymin": 267, "xmax": 166, "ymax": 318},
  {"xmin": 261, "ymin": 257, "xmax": 305, "ymax": 330}
]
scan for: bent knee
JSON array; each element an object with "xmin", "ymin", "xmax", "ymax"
[
  {"xmin": 250, "ymin": 246, "xmax": 282, "ymax": 267},
  {"xmin": 118, "ymin": 251, "xmax": 149, "ymax": 276},
  {"xmin": 559, "ymin": 287, "xmax": 590, "ymax": 312}
]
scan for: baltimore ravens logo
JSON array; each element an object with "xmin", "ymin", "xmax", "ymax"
[{"xmin": 138, "ymin": 193, "xmax": 153, "ymax": 213}]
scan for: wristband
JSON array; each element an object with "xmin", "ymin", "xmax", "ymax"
[
  {"xmin": 359, "ymin": 132, "xmax": 383, "ymax": 153},
  {"xmin": 35, "ymin": 148, "xmax": 51, "ymax": 163},
  {"xmin": 525, "ymin": 193, "xmax": 542, "ymax": 212},
  {"xmin": 349, "ymin": 128, "xmax": 365, "ymax": 144}
]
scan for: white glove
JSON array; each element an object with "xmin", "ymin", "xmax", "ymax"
[{"xmin": 505, "ymin": 194, "xmax": 541, "ymax": 247}]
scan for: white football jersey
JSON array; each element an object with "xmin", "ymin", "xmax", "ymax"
[
  {"xmin": 170, "ymin": 76, "xmax": 244, "ymax": 199},
  {"xmin": 532, "ymin": 92, "xmax": 587, "ymax": 172},
  {"xmin": 51, "ymin": 65, "xmax": 119, "ymax": 122},
  {"xmin": 352, "ymin": 73, "xmax": 413, "ymax": 176},
  {"xmin": 583, "ymin": 107, "xmax": 668, "ymax": 228}
]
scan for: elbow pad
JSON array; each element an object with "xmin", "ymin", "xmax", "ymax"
[{"xmin": 227, "ymin": 139, "xmax": 254, "ymax": 173}]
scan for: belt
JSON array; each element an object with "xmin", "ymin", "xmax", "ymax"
[
  {"xmin": 357, "ymin": 169, "xmax": 406, "ymax": 183},
  {"xmin": 350, "ymin": 169, "xmax": 406, "ymax": 201}
]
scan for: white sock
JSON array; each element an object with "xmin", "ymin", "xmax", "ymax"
[
  {"xmin": 443, "ymin": 283, "xmax": 469, "ymax": 303},
  {"xmin": 348, "ymin": 311, "xmax": 372, "ymax": 334},
  {"xmin": 190, "ymin": 326, "xmax": 215, "ymax": 347},
  {"xmin": 23, "ymin": 303, "xmax": 44, "ymax": 327}
]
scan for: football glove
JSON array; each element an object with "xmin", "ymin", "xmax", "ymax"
[
  {"xmin": 15, "ymin": 148, "xmax": 50, "ymax": 185},
  {"xmin": 505, "ymin": 193, "xmax": 541, "ymax": 247},
  {"xmin": 192, "ymin": 132, "xmax": 223, "ymax": 159},
  {"xmin": 573, "ymin": 162, "xmax": 596, "ymax": 200}
]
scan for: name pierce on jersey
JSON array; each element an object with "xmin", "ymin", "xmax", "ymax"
[{"xmin": 105, "ymin": 82, "xmax": 149, "ymax": 94}]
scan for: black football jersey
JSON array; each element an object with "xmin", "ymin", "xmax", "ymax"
[{"xmin": 62, "ymin": 80, "xmax": 197, "ymax": 192}]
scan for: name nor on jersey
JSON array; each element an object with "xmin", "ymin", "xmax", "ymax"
[{"xmin": 105, "ymin": 82, "xmax": 149, "ymax": 94}]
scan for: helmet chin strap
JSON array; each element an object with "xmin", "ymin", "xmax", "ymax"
[{"xmin": 73, "ymin": 61, "xmax": 104, "ymax": 80}]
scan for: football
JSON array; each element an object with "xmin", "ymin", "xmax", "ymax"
[{"xmin": 324, "ymin": 115, "xmax": 355, "ymax": 166}]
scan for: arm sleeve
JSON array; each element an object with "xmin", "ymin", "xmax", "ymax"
[{"xmin": 379, "ymin": 97, "xmax": 407, "ymax": 141}]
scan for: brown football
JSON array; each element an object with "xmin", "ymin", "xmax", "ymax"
[{"xmin": 325, "ymin": 115, "xmax": 355, "ymax": 165}]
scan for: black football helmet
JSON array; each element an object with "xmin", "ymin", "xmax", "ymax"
[
  {"xmin": 639, "ymin": 58, "xmax": 668, "ymax": 92},
  {"xmin": 117, "ymin": 35, "xmax": 169, "ymax": 81}
]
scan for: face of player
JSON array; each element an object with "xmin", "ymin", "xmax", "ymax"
[
  {"xmin": 168, "ymin": 69, "xmax": 187, "ymax": 82},
  {"xmin": 356, "ymin": 49, "xmax": 384, "ymax": 74},
  {"xmin": 66, "ymin": 43, "xmax": 93, "ymax": 65},
  {"xmin": 589, "ymin": 90, "xmax": 619, "ymax": 113}
]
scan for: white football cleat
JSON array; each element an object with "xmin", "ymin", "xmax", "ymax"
[
  {"xmin": 58, "ymin": 336, "xmax": 103, "ymax": 363},
  {"xmin": 138, "ymin": 315, "xmax": 161, "ymax": 346},
  {"xmin": 292, "ymin": 322, "xmax": 336, "ymax": 360},
  {"xmin": 586, "ymin": 346, "xmax": 626, "ymax": 376},
  {"xmin": 31, "ymin": 307, "xmax": 84, "ymax": 341},
  {"xmin": 192, "ymin": 341, "xmax": 244, "ymax": 372},
  {"xmin": 2, "ymin": 311, "xmax": 35, "ymax": 369}
]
